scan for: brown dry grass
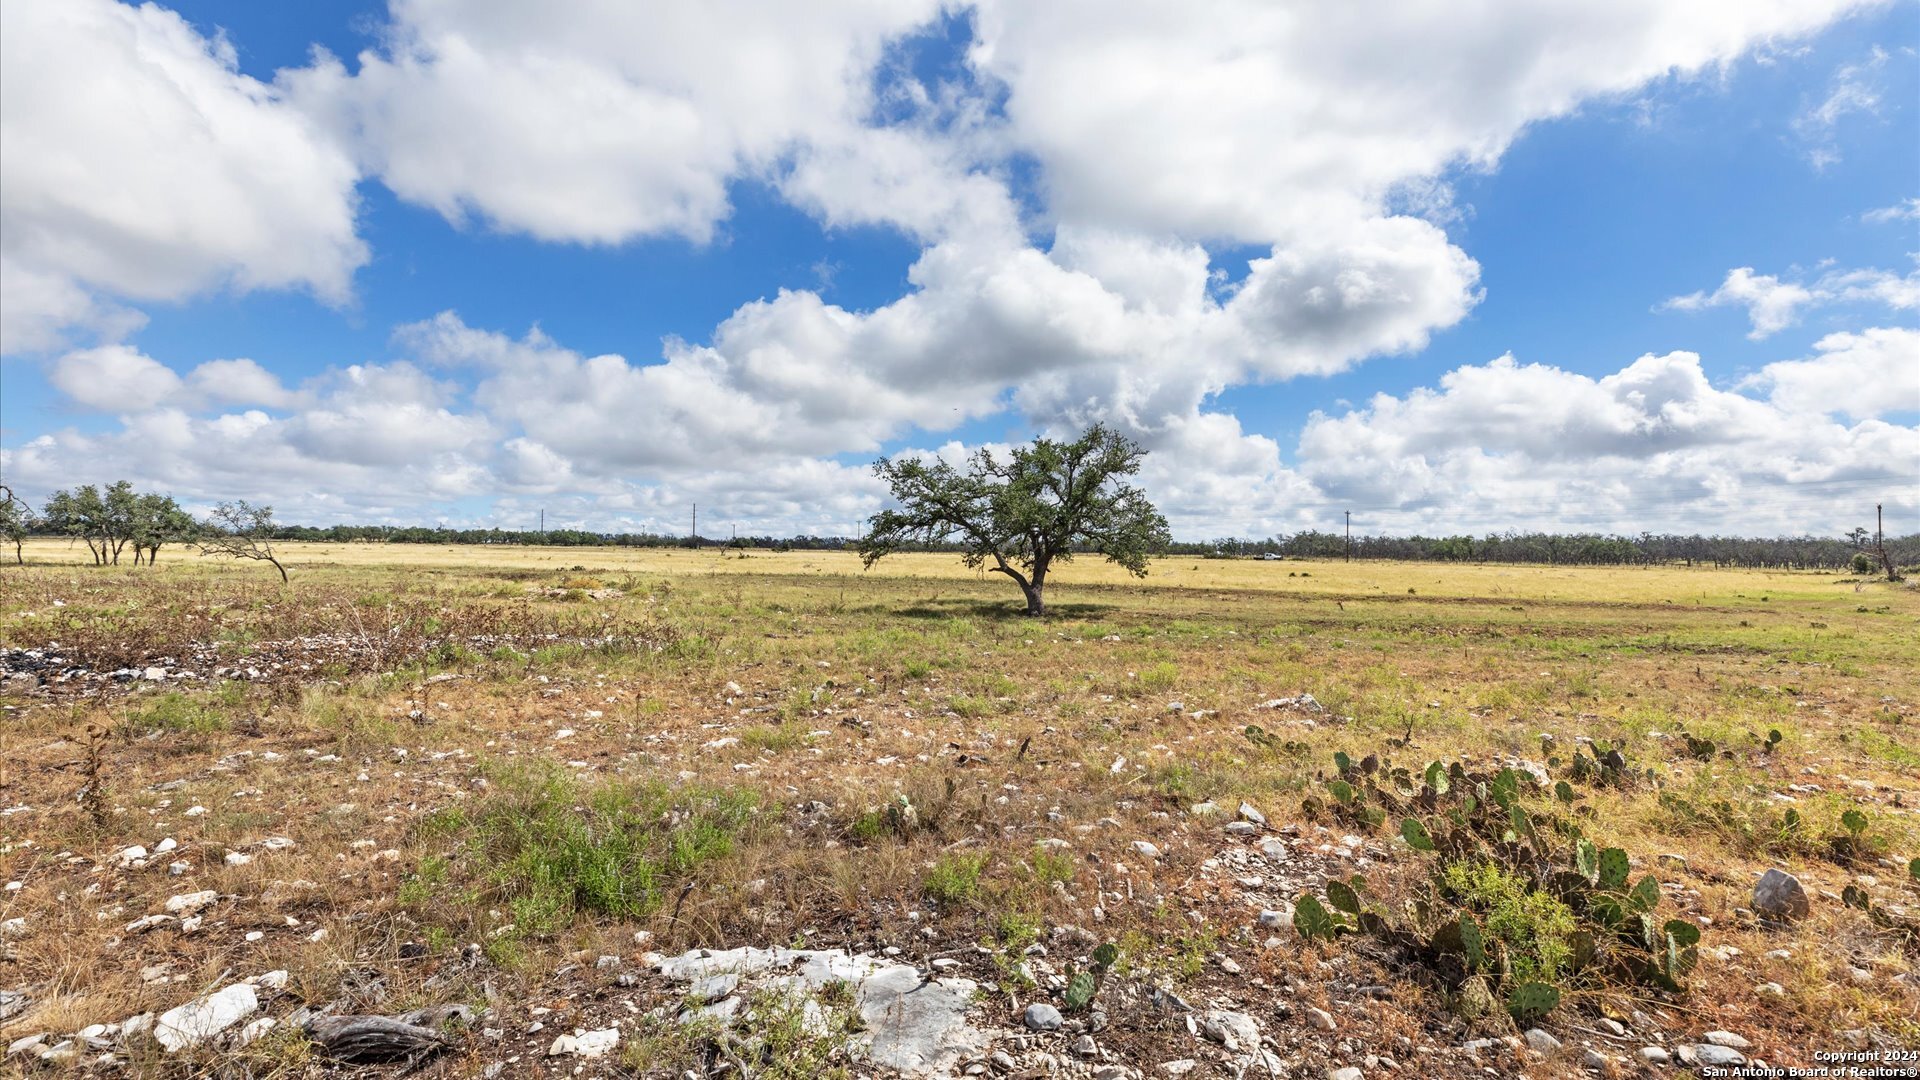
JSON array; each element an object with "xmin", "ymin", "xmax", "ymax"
[{"xmin": 1, "ymin": 545, "xmax": 1916, "ymax": 1075}]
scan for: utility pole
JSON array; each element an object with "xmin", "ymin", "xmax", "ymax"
[
  {"xmin": 1876, "ymin": 502, "xmax": 1894, "ymax": 579},
  {"xmin": 691, "ymin": 503, "xmax": 697, "ymax": 545},
  {"xmin": 1345, "ymin": 510, "xmax": 1351, "ymax": 563},
  {"xmin": 539, "ymin": 509, "xmax": 544, "ymax": 537}
]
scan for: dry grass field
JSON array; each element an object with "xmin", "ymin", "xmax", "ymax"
[{"xmin": 1, "ymin": 539, "xmax": 1916, "ymax": 1078}]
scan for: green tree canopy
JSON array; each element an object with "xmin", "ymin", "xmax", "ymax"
[{"xmin": 858, "ymin": 423, "xmax": 1170, "ymax": 615}]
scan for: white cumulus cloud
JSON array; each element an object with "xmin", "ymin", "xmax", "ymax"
[
  {"xmin": 1663, "ymin": 263, "xmax": 1920, "ymax": 338},
  {"xmin": 0, "ymin": 0, "xmax": 365, "ymax": 354}
]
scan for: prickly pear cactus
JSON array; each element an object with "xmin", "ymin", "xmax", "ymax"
[
  {"xmin": 1459, "ymin": 915, "xmax": 1486, "ymax": 970},
  {"xmin": 1326, "ymin": 879, "xmax": 1362, "ymax": 916},
  {"xmin": 1293, "ymin": 894, "xmax": 1343, "ymax": 941},
  {"xmin": 1401, "ymin": 817, "xmax": 1435, "ymax": 851},
  {"xmin": 1651, "ymin": 919, "xmax": 1700, "ymax": 990},
  {"xmin": 1575, "ymin": 838, "xmax": 1598, "ymax": 883},
  {"xmin": 1597, "ymin": 846, "xmax": 1630, "ymax": 891},
  {"xmin": 1505, "ymin": 980, "xmax": 1561, "ymax": 1023},
  {"xmin": 1630, "ymin": 873, "xmax": 1663, "ymax": 908},
  {"xmin": 1064, "ymin": 971, "xmax": 1097, "ymax": 1010}
]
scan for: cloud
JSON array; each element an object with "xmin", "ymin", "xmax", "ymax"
[
  {"xmin": 971, "ymin": 0, "xmax": 1870, "ymax": 244},
  {"xmin": 49, "ymin": 346, "xmax": 185, "ymax": 413},
  {"xmin": 48, "ymin": 346, "xmax": 301, "ymax": 414},
  {"xmin": 12, "ymin": 314, "xmax": 1913, "ymax": 539},
  {"xmin": 284, "ymin": 0, "xmax": 941, "ymax": 245},
  {"xmin": 1294, "ymin": 349, "xmax": 1918, "ymax": 534},
  {"xmin": 1741, "ymin": 327, "xmax": 1920, "ymax": 420},
  {"xmin": 1792, "ymin": 46, "xmax": 1888, "ymax": 168},
  {"xmin": 1863, "ymin": 197, "xmax": 1920, "ymax": 225},
  {"xmin": 0, "ymin": 0, "xmax": 365, "ymax": 354},
  {"xmin": 1663, "ymin": 262, "xmax": 1920, "ymax": 337}
]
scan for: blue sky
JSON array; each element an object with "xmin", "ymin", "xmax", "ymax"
[{"xmin": 2, "ymin": 0, "xmax": 1915, "ymax": 538}]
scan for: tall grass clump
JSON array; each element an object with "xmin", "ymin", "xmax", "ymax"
[{"xmin": 405, "ymin": 766, "xmax": 760, "ymax": 934}]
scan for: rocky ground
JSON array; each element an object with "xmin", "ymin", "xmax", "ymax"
[{"xmin": 3, "ymin": 561, "xmax": 1917, "ymax": 1078}]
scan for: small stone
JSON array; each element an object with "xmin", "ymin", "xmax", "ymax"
[
  {"xmin": 1224, "ymin": 821, "xmax": 1259, "ymax": 836},
  {"xmin": 1072, "ymin": 1034, "xmax": 1097, "ymax": 1056},
  {"xmin": 1523, "ymin": 1028, "xmax": 1562, "ymax": 1054},
  {"xmin": 117, "ymin": 845, "xmax": 149, "ymax": 867},
  {"xmin": 1258, "ymin": 909, "xmax": 1289, "ymax": 929},
  {"xmin": 1306, "ymin": 1007, "xmax": 1336, "ymax": 1032},
  {"xmin": 1131, "ymin": 841, "xmax": 1161, "ymax": 859},
  {"xmin": 153, "ymin": 984, "xmax": 258, "ymax": 1052},
  {"xmin": 1636, "ymin": 1047, "xmax": 1668, "ymax": 1066},
  {"xmin": 548, "ymin": 1027, "xmax": 619, "ymax": 1058},
  {"xmin": 1751, "ymin": 869, "xmax": 1809, "ymax": 921},
  {"xmin": 1238, "ymin": 802, "xmax": 1267, "ymax": 827},
  {"xmin": 224, "ymin": 852, "xmax": 252, "ymax": 867},
  {"xmin": 1756, "ymin": 981, "xmax": 1785, "ymax": 997},
  {"xmin": 1218, "ymin": 956, "xmax": 1242, "ymax": 975},
  {"xmin": 1703, "ymin": 1031, "xmax": 1750, "ymax": 1049},
  {"xmin": 165, "ymin": 890, "xmax": 217, "ymax": 915},
  {"xmin": 1024, "ymin": 1003, "xmax": 1063, "ymax": 1031},
  {"xmin": 1199, "ymin": 1009, "xmax": 1260, "ymax": 1052},
  {"xmin": 1581, "ymin": 1049, "xmax": 1608, "ymax": 1071},
  {"xmin": 1596, "ymin": 1018, "xmax": 1626, "ymax": 1037},
  {"xmin": 1160, "ymin": 1062, "xmax": 1198, "ymax": 1077},
  {"xmin": 1683, "ymin": 1044, "xmax": 1746, "ymax": 1066},
  {"xmin": 1328, "ymin": 1069, "xmax": 1363, "ymax": 1080}
]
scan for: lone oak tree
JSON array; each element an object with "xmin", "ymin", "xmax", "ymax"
[{"xmin": 859, "ymin": 424, "xmax": 1170, "ymax": 616}]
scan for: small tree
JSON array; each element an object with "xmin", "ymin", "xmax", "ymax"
[
  {"xmin": 197, "ymin": 501, "xmax": 289, "ymax": 582},
  {"xmin": 43, "ymin": 484, "xmax": 109, "ymax": 563},
  {"xmin": 130, "ymin": 493, "xmax": 195, "ymax": 565},
  {"xmin": 858, "ymin": 424, "xmax": 1170, "ymax": 616},
  {"xmin": 0, "ymin": 485, "xmax": 31, "ymax": 565}
]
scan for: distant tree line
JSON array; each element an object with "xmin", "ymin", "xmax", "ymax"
[
  {"xmin": 265, "ymin": 525, "xmax": 855, "ymax": 551},
  {"xmin": 1173, "ymin": 530, "xmax": 1918, "ymax": 571},
  {"xmin": 2, "ymin": 483, "xmax": 1911, "ymax": 573}
]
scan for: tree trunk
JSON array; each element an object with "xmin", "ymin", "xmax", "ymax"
[
  {"xmin": 1020, "ymin": 581, "xmax": 1044, "ymax": 616},
  {"xmin": 269, "ymin": 555, "xmax": 289, "ymax": 583},
  {"xmin": 1022, "ymin": 560, "xmax": 1049, "ymax": 617}
]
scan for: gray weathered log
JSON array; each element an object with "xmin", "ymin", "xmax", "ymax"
[{"xmin": 304, "ymin": 1014, "xmax": 449, "ymax": 1062}]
